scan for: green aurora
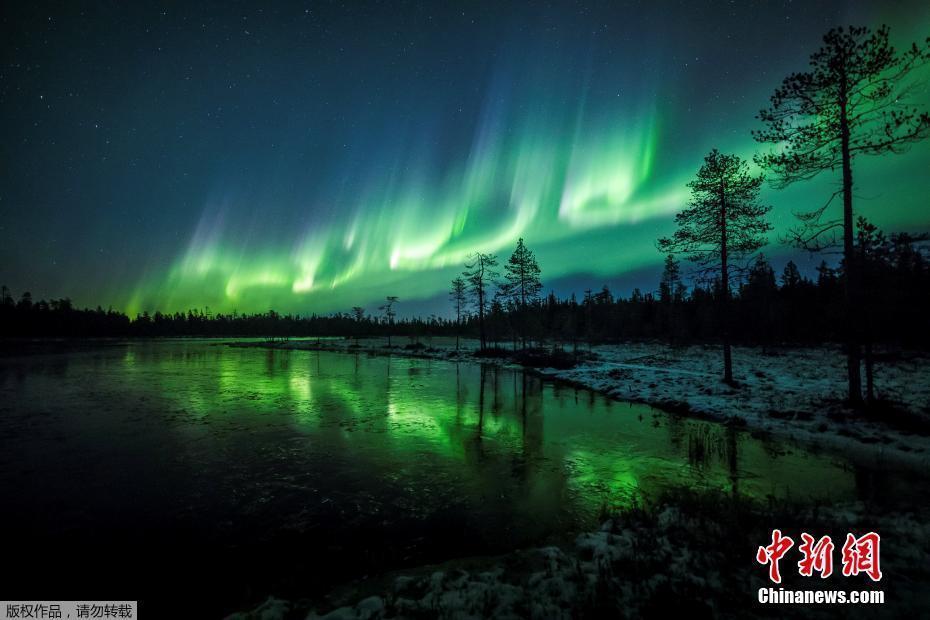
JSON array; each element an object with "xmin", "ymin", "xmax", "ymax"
[
  {"xmin": 3, "ymin": 2, "xmax": 928, "ymax": 316},
  {"xmin": 125, "ymin": 105, "xmax": 682, "ymax": 315},
  {"xmin": 123, "ymin": 100, "xmax": 928, "ymax": 318}
]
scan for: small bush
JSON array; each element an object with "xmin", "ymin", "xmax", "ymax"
[
  {"xmin": 512, "ymin": 347, "xmax": 577, "ymax": 369},
  {"xmin": 473, "ymin": 346, "xmax": 512, "ymax": 358}
]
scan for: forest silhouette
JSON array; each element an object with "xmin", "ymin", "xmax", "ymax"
[{"xmin": 4, "ymin": 24, "xmax": 929, "ymax": 408}]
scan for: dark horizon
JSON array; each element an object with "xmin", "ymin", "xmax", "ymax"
[{"xmin": 0, "ymin": 247, "xmax": 860, "ymax": 320}]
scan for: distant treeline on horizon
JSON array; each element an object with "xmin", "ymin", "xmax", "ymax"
[{"xmin": 3, "ymin": 245, "xmax": 928, "ymax": 348}]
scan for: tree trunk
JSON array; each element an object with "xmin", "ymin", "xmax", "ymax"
[
  {"xmin": 840, "ymin": 92, "xmax": 863, "ymax": 406},
  {"xmin": 477, "ymin": 365, "xmax": 486, "ymax": 437},
  {"xmin": 478, "ymin": 289, "xmax": 486, "ymax": 351},
  {"xmin": 864, "ymin": 338, "xmax": 875, "ymax": 405},
  {"xmin": 720, "ymin": 181, "xmax": 734, "ymax": 385}
]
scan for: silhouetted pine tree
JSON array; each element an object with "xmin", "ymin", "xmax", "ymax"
[
  {"xmin": 658, "ymin": 149, "xmax": 772, "ymax": 384},
  {"xmin": 855, "ymin": 217, "xmax": 886, "ymax": 403},
  {"xmin": 351, "ymin": 306, "xmax": 365, "ymax": 345},
  {"xmin": 449, "ymin": 276, "xmax": 467, "ymax": 351},
  {"xmin": 659, "ymin": 254, "xmax": 686, "ymax": 304},
  {"xmin": 498, "ymin": 238, "xmax": 542, "ymax": 348},
  {"xmin": 741, "ymin": 255, "xmax": 778, "ymax": 351},
  {"xmin": 582, "ymin": 289, "xmax": 593, "ymax": 350},
  {"xmin": 463, "ymin": 252, "xmax": 499, "ymax": 351},
  {"xmin": 754, "ymin": 25, "xmax": 930, "ymax": 405},
  {"xmin": 781, "ymin": 261, "xmax": 802, "ymax": 289},
  {"xmin": 659, "ymin": 254, "xmax": 686, "ymax": 342},
  {"xmin": 378, "ymin": 296, "xmax": 398, "ymax": 347}
]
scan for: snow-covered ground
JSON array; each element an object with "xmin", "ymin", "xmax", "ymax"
[
  {"xmin": 237, "ymin": 337, "xmax": 930, "ymax": 468},
  {"xmin": 228, "ymin": 494, "xmax": 930, "ymax": 619},
  {"xmin": 539, "ymin": 343, "xmax": 930, "ymax": 468}
]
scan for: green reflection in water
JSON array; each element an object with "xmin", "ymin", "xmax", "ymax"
[{"xmin": 118, "ymin": 342, "xmax": 855, "ymax": 526}]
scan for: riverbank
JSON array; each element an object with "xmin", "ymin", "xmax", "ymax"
[
  {"xmin": 231, "ymin": 337, "xmax": 930, "ymax": 470},
  {"xmin": 221, "ymin": 337, "xmax": 930, "ymax": 618}
]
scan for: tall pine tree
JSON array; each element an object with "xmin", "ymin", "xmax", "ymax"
[
  {"xmin": 463, "ymin": 252, "xmax": 499, "ymax": 351},
  {"xmin": 754, "ymin": 25, "xmax": 930, "ymax": 405},
  {"xmin": 499, "ymin": 238, "xmax": 543, "ymax": 348},
  {"xmin": 449, "ymin": 276, "xmax": 467, "ymax": 351},
  {"xmin": 658, "ymin": 149, "xmax": 772, "ymax": 384}
]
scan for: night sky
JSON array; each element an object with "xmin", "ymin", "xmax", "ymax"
[{"xmin": 2, "ymin": 1, "xmax": 928, "ymax": 316}]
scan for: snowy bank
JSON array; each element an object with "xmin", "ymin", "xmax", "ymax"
[
  {"xmin": 537, "ymin": 342, "xmax": 930, "ymax": 469},
  {"xmin": 227, "ymin": 491, "xmax": 930, "ymax": 619},
  {"xmin": 234, "ymin": 338, "xmax": 930, "ymax": 469}
]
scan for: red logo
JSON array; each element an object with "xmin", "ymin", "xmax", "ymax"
[
  {"xmin": 798, "ymin": 533, "xmax": 834, "ymax": 578},
  {"xmin": 841, "ymin": 532, "xmax": 882, "ymax": 582},
  {"xmin": 757, "ymin": 530, "xmax": 881, "ymax": 583},
  {"xmin": 756, "ymin": 529, "xmax": 794, "ymax": 584}
]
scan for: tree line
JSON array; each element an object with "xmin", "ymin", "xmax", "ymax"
[
  {"xmin": 3, "ymin": 25, "xmax": 928, "ymax": 409},
  {"xmin": 3, "ymin": 230, "xmax": 927, "ymax": 349}
]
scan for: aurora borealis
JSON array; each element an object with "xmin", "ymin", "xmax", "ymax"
[{"xmin": 2, "ymin": 1, "xmax": 929, "ymax": 315}]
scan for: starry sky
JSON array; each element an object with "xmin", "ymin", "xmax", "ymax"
[{"xmin": 2, "ymin": 1, "xmax": 928, "ymax": 316}]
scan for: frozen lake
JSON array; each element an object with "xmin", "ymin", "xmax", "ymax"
[{"xmin": 0, "ymin": 340, "xmax": 903, "ymax": 616}]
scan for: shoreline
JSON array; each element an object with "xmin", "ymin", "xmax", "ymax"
[
  {"xmin": 228, "ymin": 487, "xmax": 930, "ymax": 620},
  {"xmin": 229, "ymin": 337, "xmax": 930, "ymax": 473},
  {"xmin": 223, "ymin": 337, "xmax": 930, "ymax": 618}
]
